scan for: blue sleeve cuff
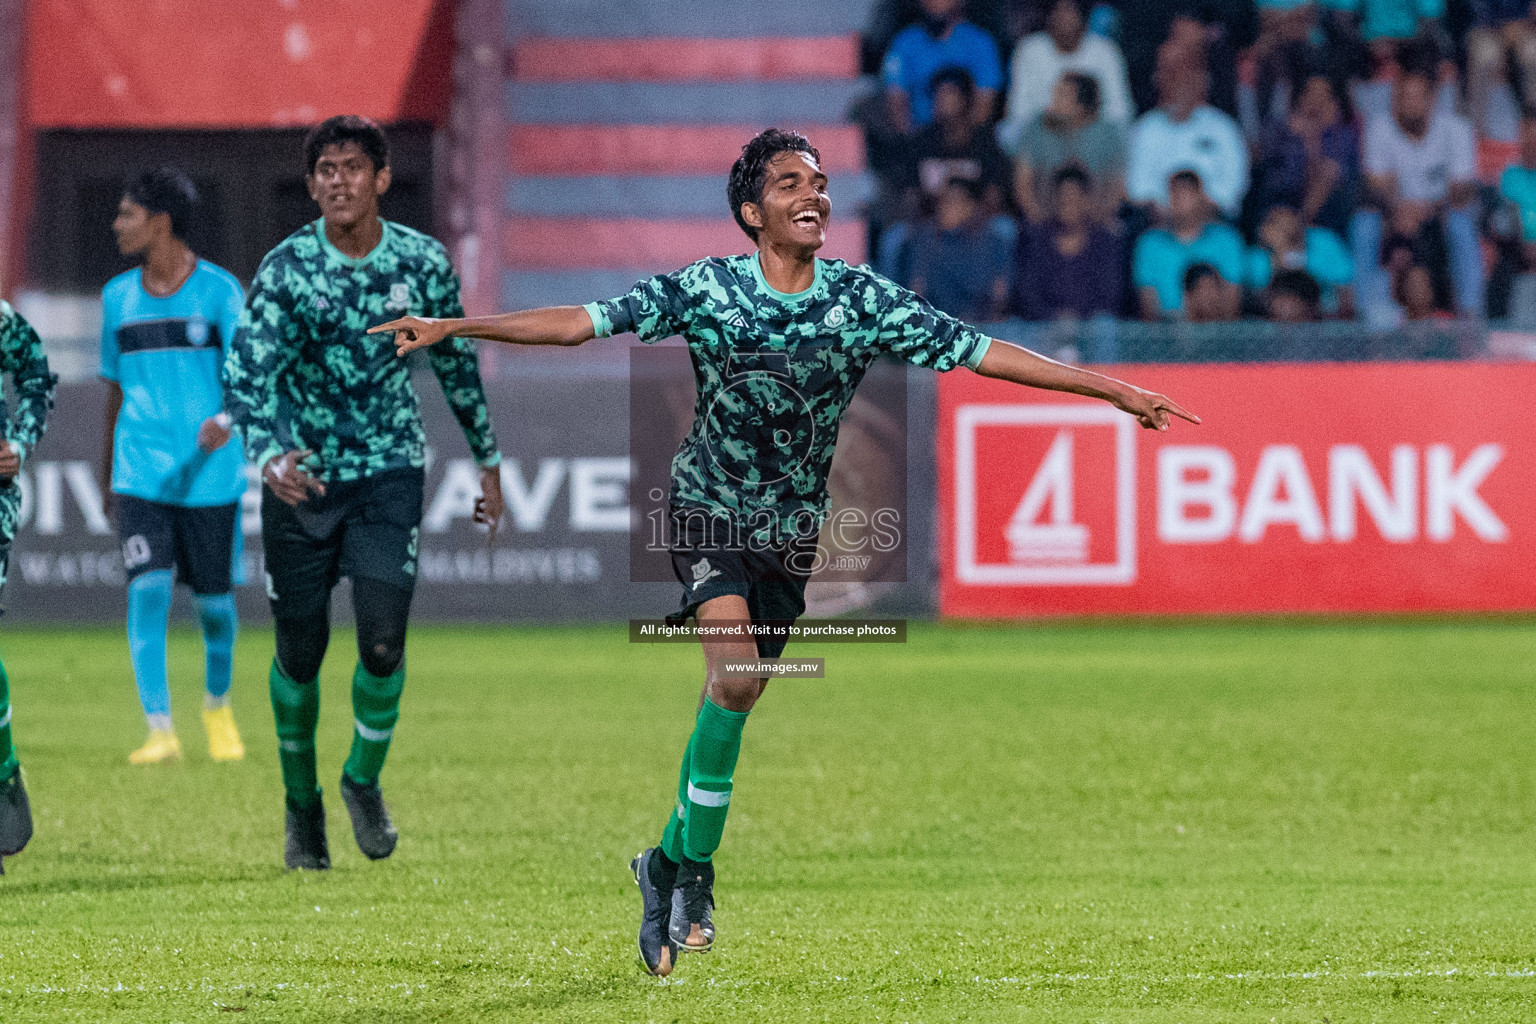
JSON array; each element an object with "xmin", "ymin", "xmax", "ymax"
[
  {"xmin": 583, "ymin": 302, "xmax": 612, "ymax": 339},
  {"xmin": 963, "ymin": 334, "xmax": 993, "ymax": 371}
]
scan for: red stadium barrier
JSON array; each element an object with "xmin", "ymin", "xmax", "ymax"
[
  {"xmin": 511, "ymin": 36, "xmax": 860, "ymax": 82},
  {"xmin": 508, "ymin": 125, "xmax": 865, "ymax": 175},
  {"xmin": 502, "ymin": 216, "xmax": 866, "ymax": 268},
  {"xmin": 938, "ymin": 363, "xmax": 1536, "ymax": 617}
]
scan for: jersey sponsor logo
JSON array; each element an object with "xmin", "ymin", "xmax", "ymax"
[
  {"xmin": 722, "ymin": 310, "xmax": 748, "ymax": 330},
  {"xmin": 122, "ymin": 534, "xmax": 153, "ymax": 570},
  {"xmin": 690, "ymin": 557, "xmax": 723, "ymax": 589},
  {"xmin": 386, "ymin": 283, "xmax": 412, "ymax": 312},
  {"xmin": 954, "ymin": 404, "xmax": 1137, "ymax": 585},
  {"xmin": 186, "ymin": 316, "xmax": 211, "ymax": 346}
]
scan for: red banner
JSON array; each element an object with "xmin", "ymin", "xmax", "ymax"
[{"xmin": 938, "ymin": 363, "xmax": 1535, "ymax": 617}]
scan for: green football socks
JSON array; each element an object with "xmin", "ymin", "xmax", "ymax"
[
  {"xmin": 668, "ymin": 697, "xmax": 748, "ymax": 864},
  {"xmin": 343, "ymin": 660, "xmax": 404, "ymax": 787},
  {"xmin": 0, "ymin": 654, "xmax": 16, "ymax": 779},
  {"xmin": 659, "ymin": 705, "xmax": 701, "ymax": 863},
  {"xmin": 269, "ymin": 659, "xmax": 320, "ymax": 807}
]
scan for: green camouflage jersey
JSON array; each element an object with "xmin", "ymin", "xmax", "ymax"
[
  {"xmin": 226, "ymin": 218, "xmax": 500, "ymax": 482},
  {"xmin": 585, "ymin": 253, "xmax": 990, "ymax": 529},
  {"xmin": 0, "ymin": 300, "xmax": 56, "ymax": 552}
]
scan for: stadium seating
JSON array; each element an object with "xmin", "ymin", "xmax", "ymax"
[{"xmin": 501, "ymin": 0, "xmax": 874, "ymax": 312}]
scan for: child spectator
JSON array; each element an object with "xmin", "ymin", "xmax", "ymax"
[
  {"xmin": 998, "ymin": 0, "xmax": 1133, "ymax": 151},
  {"xmin": 909, "ymin": 178, "xmax": 1010, "ymax": 321},
  {"xmin": 1127, "ymin": 44, "xmax": 1250, "ymax": 218},
  {"xmin": 883, "ymin": 0, "xmax": 1003, "ymax": 131},
  {"xmin": 1132, "ymin": 170, "xmax": 1246, "ymax": 319},
  {"xmin": 1012, "ymin": 72, "xmax": 1126, "ymax": 223},
  {"xmin": 1266, "ymin": 268, "xmax": 1325, "ymax": 322},
  {"xmin": 1395, "ymin": 260, "xmax": 1452, "ymax": 319},
  {"xmin": 1246, "ymin": 204, "xmax": 1355, "ymax": 316},
  {"xmin": 1013, "ymin": 165, "xmax": 1125, "ymax": 319},
  {"xmin": 1181, "ymin": 262, "xmax": 1237, "ymax": 323}
]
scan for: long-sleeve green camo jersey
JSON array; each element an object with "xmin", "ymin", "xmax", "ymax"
[
  {"xmin": 0, "ymin": 300, "xmax": 56, "ymax": 545},
  {"xmin": 225, "ymin": 219, "xmax": 500, "ymax": 481},
  {"xmin": 585, "ymin": 253, "xmax": 991, "ymax": 528}
]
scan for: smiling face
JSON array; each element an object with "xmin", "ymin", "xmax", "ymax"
[
  {"xmin": 306, "ymin": 140, "xmax": 391, "ymax": 230},
  {"xmin": 740, "ymin": 151, "xmax": 830, "ymax": 255}
]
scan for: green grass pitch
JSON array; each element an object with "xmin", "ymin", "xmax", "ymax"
[{"xmin": 1, "ymin": 619, "xmax": 1534, "ymax": 1022}]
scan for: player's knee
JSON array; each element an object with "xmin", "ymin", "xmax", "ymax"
[
  {"xmin": 275, "ymin": 616, "xmax": 328, "ymax": 684},
  {"xmin": 709, "ymin": 675, "xmax": 762, "ymax": 713},
  {"xmin": 359, "ymin": 639, "xmax": 404, "ymax": 679}
]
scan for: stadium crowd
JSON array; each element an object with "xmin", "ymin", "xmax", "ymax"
[{"xmin": 854, "ymin": 0, "xmax": 1536, "ymax": 330}]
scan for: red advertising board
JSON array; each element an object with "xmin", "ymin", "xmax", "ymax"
[{"xmin": 938, "ymin": 363, "xmax": 1535, "ymax": 617}]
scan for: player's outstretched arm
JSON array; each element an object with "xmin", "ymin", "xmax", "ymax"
[
  {"xmin": 975, "ymin": 339, "xmax": 1199, "ymax": 431},
  {"xmin": 369, "ymin": 306, "xmax": 597, "ymax": 356}
]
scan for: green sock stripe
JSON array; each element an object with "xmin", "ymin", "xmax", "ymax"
[
  {"xmin": 269, "ymin": 658, "xmax": 321, "ymax": 805},
  {"xmin": 344, "ymin": 661, "xmax": 405, "ymax": 786}
]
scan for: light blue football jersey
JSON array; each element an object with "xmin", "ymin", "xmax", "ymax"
[{"xmin": 101, "ymin": 261, "xmax": 247, "ymax": 506}]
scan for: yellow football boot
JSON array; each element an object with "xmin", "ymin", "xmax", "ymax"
[
  {"xmin": 128, "ymin": 728, "xmax": 182, "ymax": 765},
  {"xmin": 202, "ymin": 706, "xmax": 245, "ymax": 761}
]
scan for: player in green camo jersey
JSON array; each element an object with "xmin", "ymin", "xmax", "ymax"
[
  {"xmin": 225, "ymin": 115, "xmax": 503, "ymax": 871},
  {"xmin": 372, "ymin": 128, "xmax": 1198, "ymax": 975},
  {"xmin": 0, "ymin": 299, "xmax": 57, "ymax": 874}
]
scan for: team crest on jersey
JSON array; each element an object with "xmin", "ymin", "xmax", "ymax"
[
  {"xmin": 185, "ymin": 316, "xmax": 210, "ymax": 346},
  {"xmin": 386, "ymin": 283, "xmax": 412, "ymax": 312},
  {"xmin": 822, "ymin": 304, "xmax": 850, "ymax": 329}
]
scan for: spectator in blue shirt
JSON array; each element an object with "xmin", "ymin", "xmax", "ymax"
[
  {"xmin": 1132, "ymin": 169, "xmax": 1246, "ymax": 319},
  {"xmin": 883, "ymin": 0, "xmax": 1003, "ymax": 131},
  {"xmin": 1246, "ymin": 204, "xmax": 1355, "ymax": 316},
  {"xmin": 909, "ymin": 177, "xmax": 1010, "ymax": 320}
]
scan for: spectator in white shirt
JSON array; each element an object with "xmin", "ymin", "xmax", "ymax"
[
  {"xmin": 997, "ymin": 0, "xmax": 1133, "ymax": 152},
  {"xmin": 1126, "ymin": 43, "xmax": 1249, "ymax": 218},
  {"xmin": 1355, "ymin": 66, "xmax": 1483, "ymax": 317}
]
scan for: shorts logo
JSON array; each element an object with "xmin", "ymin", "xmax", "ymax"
[
  {"xmin": 122, "ymin": 534, "xmax": 152, "ymax": 570},
  {"xmin": 265, "ymin": 572, "xmax": 278, "ymax": 601},
  {"xmin": 822, "ymin": 304, "xmax": 849, "ymax": 329},
  {"xmin": 690, "ymin": 558, "xmax": 722, "ymax": 590},
  {"xmin": 404, "ymin": 526, "xmax": 418, "ymax": 577},
  {"xmin": 186, "ymin": 316, "xmax": 210, "ymax": 346},
  {"xmin": 386, "ymin": 283, "xmax": 411, "ymax": 312}
]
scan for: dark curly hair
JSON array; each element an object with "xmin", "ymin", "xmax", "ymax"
[
  {"xmin": 304, "ymin": 114, "xmax": 389, "ymax": 176},
  {"xmin": 727, "ymin": 128, "xmax": 821, "ymax": 241},
  {"xmin": 123, "ymin": 166, "xmax": 198, "ymax": 241}
]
